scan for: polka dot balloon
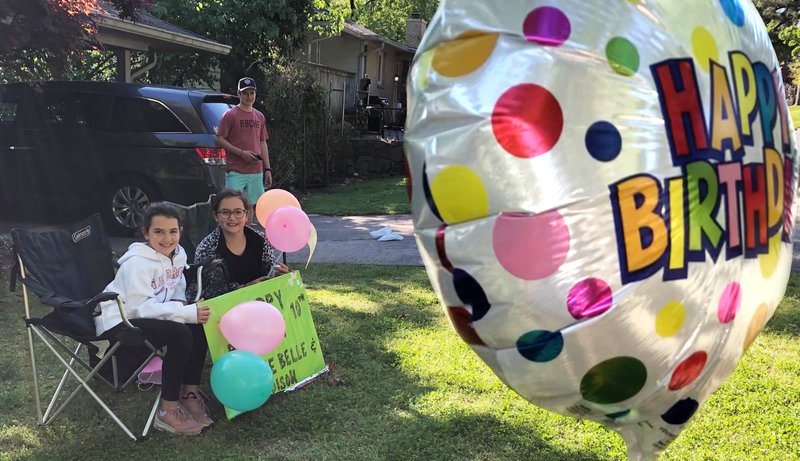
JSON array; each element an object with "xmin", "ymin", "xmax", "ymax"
[{"xmin": 405, "ymin": 1, "xmax": 798, "ymax": 459}]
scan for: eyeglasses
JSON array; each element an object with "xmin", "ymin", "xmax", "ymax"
[{"xmin": 216, "ymin": 208, "xmax": 247, "ymax": 219}]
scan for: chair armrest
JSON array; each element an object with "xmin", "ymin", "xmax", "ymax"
[{"xmin": 186, "ymin": 258, "xmax": 224, "ymax": 303}]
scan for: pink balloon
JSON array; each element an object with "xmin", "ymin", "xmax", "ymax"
[
  {"xmin": 219, "ymin": 301, "xmax": 286, "ymax": 355},
  {"xmin": 255, "ymin": 189, "xmax": 302, "ymax": 228},
  {"xmin": 265, "ymin": 206, "xmax": 312, "ymax": 252}
]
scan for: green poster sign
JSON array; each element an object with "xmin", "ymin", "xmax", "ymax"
[{"xmin": 203, "ymin": 272, "xmax": 326, "ymax": 419}]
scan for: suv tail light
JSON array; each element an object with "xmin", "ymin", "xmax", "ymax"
[{"xmin": 195, "ymin": 147, "xmax": 227, "ymax": 165}]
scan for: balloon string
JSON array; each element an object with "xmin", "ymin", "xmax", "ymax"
[{"xmin": 267, "ymin": 251, "xmax": 284, "ymax": 278}]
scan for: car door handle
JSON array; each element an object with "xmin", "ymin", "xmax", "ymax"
[{"xmin": 9, "ymin": 146, "xmax": 33, "ymax": 150}]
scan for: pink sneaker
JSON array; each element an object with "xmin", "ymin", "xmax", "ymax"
[
  {"xmin": 154, "ymin": 405, "xmax": 205, "ymax": 435},
  {"xmin": 179, "ymin": 392, "xmax": 214, "ymax": 427}
]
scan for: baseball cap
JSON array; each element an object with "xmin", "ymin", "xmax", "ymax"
[{"xmin": 238, "ymin": 77, "xmax": 256, "ymax": 92}]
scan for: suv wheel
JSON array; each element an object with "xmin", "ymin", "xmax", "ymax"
[{"xmin": 104, "ymin": 179, "xmax": 159, "ymax": 235}]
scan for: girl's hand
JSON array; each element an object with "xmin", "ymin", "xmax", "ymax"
[
  {"xmin": 245, "ymin": 276, "xmax": 270, "ymax": 287},
  {"xmin": 196, "ymin": 305, "xmax": 210, "ymax": 324},
  {"xmin": 272, "ymin": 262, "xmax": 290, "ymax": 276}
]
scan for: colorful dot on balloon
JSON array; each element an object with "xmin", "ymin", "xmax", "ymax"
[
  {"xmin": 492, "ymin": 84, "xmax": 563, "ymax": 158},
  {"xmin": 718, "ymin": 282, "xmax": 741, "ymax": 323},
  {"xmin": 719, "ymin": 0, "xmax": 745, "ymax": 27},
  {"xmin": 446, "ymin": 307, "xmax": 486, "ymax": 346},
  {"xmin": 422, "ymin": 162, "xmax": 443, "ymax": 222},
  {"xmin": 691, "ymin": 27, "xmax": 719, "ymax": 73},
  {"xmin": 759, "ymin": 233, "xmax": 782, "ymax": 279},
  {"xmin": 580, "ymin": 357, "xmax": 647, "ymax": 404},
  {"xmin": 429, "ymin": 165, "xmax": 490, "ymax": 224},
  {"xmin": 743, "ymin": 303, "xmax": 768, "ymax": 351},
  {"xmin": 415, "ymin": 49, "xmax": 435, "ymax": 90},
  {"xmin": 668, "ymin": 351, "xmax": 708, "ymax": 391},
  {"xmin": 656, "ymin": 301, "xmax": 686, "ymax": 337},
  {"xmin": 435, "ymin": 224, "xmax": 454, "ymax": 273},
  {"xmin": 492, "ymin": 211, "xmax": 570, "ymax": 280},
  {"xmin": 432, "ymin": 30, "xmax": 499, "ymax": 78},
  {"xmin": 453, "ymin": 269, "xmax": 491, "ymax": 321},
  {"xmin": 566, "ymin": 278, "xmax": 613, "ymax": 320},
  {"xmin": 517, "ymin": 330, "xmax": 564, "ymax": 362},
  {"xmin": 523, "ymin": 6, "xmax": 571, "ymax": 46},
  {"xmin": 606, "ymin": 37, "xmax": 640, "ymax": 76},
  {"xmin": 661, "ymin": 398, "xmax": 699, "ymax": 425},
  {"xmin": 585, "ymin": 121, "xmax": 622, "ymax": 161}
]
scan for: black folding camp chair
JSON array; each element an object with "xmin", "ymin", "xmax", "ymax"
[
  {"xmin": 170, "ymin": 195, "xmax": 217, "ymax": 265},
  {"xmin": 10, "ymin": 214, "xmax": 163, "ymax": 441}
]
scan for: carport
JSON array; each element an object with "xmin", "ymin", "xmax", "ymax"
[{"xmin": 95, "ymin": 2, "xmax": 231, "ymax": 83}]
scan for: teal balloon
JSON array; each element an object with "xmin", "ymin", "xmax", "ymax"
[{"xmin": 210, "ymin": 350, "xmax": 274, "ymax": 412}]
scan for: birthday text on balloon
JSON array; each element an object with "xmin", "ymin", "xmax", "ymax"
[{"xmin": 610, "ymin": 53, "xmax": 795, "ymax": 285}]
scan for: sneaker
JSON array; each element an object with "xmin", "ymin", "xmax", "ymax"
[
  {"xmin": 154, "ymin": 405, "xmax": 205, "ymax": 435},
  {"xmin": 180, "ymin": 392, "xmax": 214, "ymax": 427}
]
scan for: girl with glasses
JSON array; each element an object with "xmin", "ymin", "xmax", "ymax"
[{"xmin": 187, "ymin": 188, "xmax": 289, "ymax": 301}]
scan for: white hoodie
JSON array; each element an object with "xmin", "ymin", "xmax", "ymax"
[{"xmin": 95, "ymin": 242, "xmax": 198, "ymax": 336}]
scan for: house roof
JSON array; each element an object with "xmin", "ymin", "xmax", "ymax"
[
  {"xmin": 342, "ymin": 20, "xmax": 416, "ymax": 54},
  {"xmin": 95, "ymin": 1, "xmax": 231, "ymax": 55}
]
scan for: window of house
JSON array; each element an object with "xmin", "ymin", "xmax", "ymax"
[
  {"xmin": 110, "ymin": 97, "xmax": 189, "ymax": 133},
  {"xmin": 377, "ymin": 51, "xmax": 385, "ymax": 87}
]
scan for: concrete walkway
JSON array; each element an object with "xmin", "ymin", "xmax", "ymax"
[
  {"xmin": 104, "ymin": 215, "xmax": 423, "ymax": 266},
  {"xmin": 283, "ymin": 215, "xmax": 422, "ymax": 266}
]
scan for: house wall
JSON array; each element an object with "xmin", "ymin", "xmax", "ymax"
[
  {"xmin": 314, "ymin": 35, "xmax": 362, "ymax": 74},
  {"xmin": 363, "ymin": 44, "xmax": 412, "ymax": 107}
]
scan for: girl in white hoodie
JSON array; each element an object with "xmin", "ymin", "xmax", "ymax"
[{"xmin": 95, "ymin": 202, "xmax": 212, "ymax": 435}]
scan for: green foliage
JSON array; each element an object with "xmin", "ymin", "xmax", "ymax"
[
  {"xmin": 251, "ymin": 57, "xmax": 336, "ymax": 188},
  {"xmin": 779, "ymin": 25, "xmax": 800, "ymax": 59},
  {"xmin": 0, "ymin": 0, "xmax": 148, "ymax": 82},
  {"xmin": 753, "ymin": 0, "xmax": 800, "ymax": 65},
  {"xmin": 302, "ymin": 177, "xmax": 410, "ymax": 215},
  {"xmin": 148, "ymin": 0, "xmax": 325, "ymax": 90},
  {"xmin": 348, "ymin": 0, "xmax": 439, "ymax": 42}
]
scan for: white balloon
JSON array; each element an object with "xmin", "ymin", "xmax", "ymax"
[{"xmin": 405, "ymin": 1, "xmax": 798, "ymax": 459}]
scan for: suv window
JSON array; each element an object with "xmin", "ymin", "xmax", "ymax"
[
  {"xmin": 200, "ymin": 100, "xmax": 235, "ymax": 134},
  {"xmin": 39, "ymin": 91, "xmax": 110, "ymax": 130},
  {"xmin": 110, "ymin": 97, "xmax": 189, "ymax": 133},
  {"xmin": 0, "ymin": 88, "xmax": 18, "ymax": 129}
]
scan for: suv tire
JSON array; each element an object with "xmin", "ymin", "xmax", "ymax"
[{"xmin": 104, "ymin": 178, "xmax": 160, "ymax": 236}]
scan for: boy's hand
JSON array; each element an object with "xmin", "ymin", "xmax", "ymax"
[{"xmin": 196, "ymin": 305, "xmax": 210, "ymax": 324}]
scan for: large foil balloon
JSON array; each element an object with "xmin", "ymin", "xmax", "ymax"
[{"xmin": 405, "ymin": 1, "xmax": 798, "ymax": 459}]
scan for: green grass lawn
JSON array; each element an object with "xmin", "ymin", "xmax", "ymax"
[
  {"xmin": 301, "ymin": 177, "xmax": 410, "ymax": 216},
  {"xmin": 790, "ymin": 106, "xmax": 800, "ymax": 130},
  {"xmin": 1, "ymin": 266, "xmax": 799, "ymax": 460}
]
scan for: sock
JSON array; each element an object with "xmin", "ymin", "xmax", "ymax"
[{"xmin": 182, "ymin": 392, "xmax": 197, "ymax": 400}]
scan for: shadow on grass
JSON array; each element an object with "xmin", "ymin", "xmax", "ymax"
[{"xmin": 1, "ymin": 265, "xmax": 620, "ymax": 460}]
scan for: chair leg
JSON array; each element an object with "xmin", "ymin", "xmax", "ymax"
[
  {"xmin": 30, "ymin": 327, "xmax": 139, "ymax": 441},
  {"xmin": 143, "ymin": 389, "xmax": 162, "ymax": 439},
  {"xmin": 42, "ymin": 342, "xmax": 81, "ymax": 423},
  {"xmin": 26, "ymin": 325, "xmax": 43, "ymax": 423}
]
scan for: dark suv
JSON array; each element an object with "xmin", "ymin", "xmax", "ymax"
[{"xmin": 0, "ymin": 81, "xmax": 236, "ymax": 234}]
